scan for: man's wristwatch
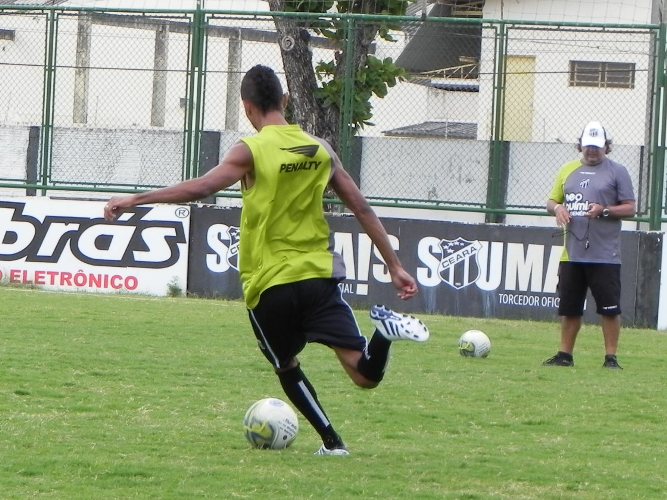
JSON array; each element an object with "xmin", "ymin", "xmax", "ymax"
[{"xmin": 602, "ymin": 207, "xmax": 610, "ymax": 218}]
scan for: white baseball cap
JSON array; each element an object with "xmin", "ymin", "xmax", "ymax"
[{"xmin": 580, "ymin": 121, "xmax": 608, "ymax": 148}]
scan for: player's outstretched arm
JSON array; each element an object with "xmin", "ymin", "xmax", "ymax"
[
  {"xmin": 328, "ymin": 152, "xmax": 417, "ymax": 300},
  {"xmin": 105, "ymin": 142, "xmax": 253, "ymax": 221}
]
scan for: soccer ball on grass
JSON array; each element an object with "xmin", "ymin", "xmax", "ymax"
[
  {"xmin": 243, "ymin": 397, "xmax": 299, "ymax": 449},
  {"xmin": 458, "ymin": 329, "xmax": 491, "ymax": 358}
]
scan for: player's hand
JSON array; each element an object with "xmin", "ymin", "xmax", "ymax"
[
  {"xmin": 104, "ymin": 196, "xmax": 133, "ymax": 221},
  {"xmin": 391, "ymin": 268, "xmax": 418, "ymax": 300}
]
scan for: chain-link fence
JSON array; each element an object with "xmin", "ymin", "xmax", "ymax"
[{"xmin": 0, "ymin": 6, "xmax": 664, "ymax": 226}]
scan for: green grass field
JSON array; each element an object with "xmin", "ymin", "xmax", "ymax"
[{"xmin": 1, "ymin": 286, "xmax": 666, "ymax": 499}]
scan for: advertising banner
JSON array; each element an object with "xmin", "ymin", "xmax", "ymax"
[
  {"xmin": 1, "ymin": 199, "xmax": 659, "ymax": 328},
  {"xmin": 0, "ymin": 197, "xmax": 190, "ymax": 295},
  {"xmin": 188, "ymin": 206, "xmax": 660, "ymax": 327},
  {"xmin": 187, "ymin": 205, "xmax": 243, "ymax": 300}
]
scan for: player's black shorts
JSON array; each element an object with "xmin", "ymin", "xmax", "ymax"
[
  {"xmin": 247, "ymin": 278, "xmax": 367, "ymax": 370},
  {"xmin": 557, "ymin": 262, "xmax": 621, "ymax": 317}
]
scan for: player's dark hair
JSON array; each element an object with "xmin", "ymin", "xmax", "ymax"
[{"xmin": 241, "ymin": 65, "xmax": 284, "ymax": 113}]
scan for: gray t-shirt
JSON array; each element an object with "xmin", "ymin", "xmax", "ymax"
[{"xmin": 550, "ymin": 158, "xmax": 635, "ymax": 264}]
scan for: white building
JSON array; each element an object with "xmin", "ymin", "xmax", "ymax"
[
  {"xmin": 0, "ymin": 0, "xmax": 662, "ymax": 143},
  {"xmin": 368, "ymin": 0, "xmax": 661, "ymax": 146}
]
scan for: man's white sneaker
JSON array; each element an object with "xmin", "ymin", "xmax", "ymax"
[
  {"xmin": 314, "ymin": 444, "xmax": 350, "ymax": 456},
  {"xmin": 370, "ymin": 305, "xmax": 430, "ymax": 342}
]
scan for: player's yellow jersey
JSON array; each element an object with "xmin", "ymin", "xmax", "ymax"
[{"xmin": 239, "ymin": 125, "xmax": 345, "ymax": 309}]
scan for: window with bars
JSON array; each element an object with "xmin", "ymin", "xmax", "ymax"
[
  {"xmin": 569, "ymin": 61, "xmax": 635, "ymax": 89},
  {"xmin": 0, "ymin": 29, "xmax": 16, "ymax": 41}
]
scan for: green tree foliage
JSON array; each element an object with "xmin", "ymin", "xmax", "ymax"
[{"xmin": 267, "ymin": 1, "xmax": 412, "ymax": 150}]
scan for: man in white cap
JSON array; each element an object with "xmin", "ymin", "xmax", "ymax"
[{"xmin": 544, "ymin": 121, "xmax": 636, "ymax": 369}]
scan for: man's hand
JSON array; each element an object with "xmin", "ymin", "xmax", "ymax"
[
  {"xmin": 391, "ymin": 268, "xmax": 418, "ymax": 300},
  {"xmin": 554, "ymin": 203, "xmax": 571, "ymax": 226},
  {"xmin": 586, "ymin": 202, "xmax": 604, "ymax": 219}
]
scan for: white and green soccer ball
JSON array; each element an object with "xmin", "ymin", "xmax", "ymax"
[
  {"xmin": 458, "ymin": 329, "xmax": 491, "ymax": 358},
  {"xmin": 243, "ymin": 398, "xmax": 299, "ymax": 450}
]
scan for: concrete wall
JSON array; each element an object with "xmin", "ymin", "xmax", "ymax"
[
  {"xmin": 0, "ymin": 126, "xmax": 29, "ymax": 182},
  {"xmin": 0, "ymin": 124, "xmax": 646, "ymax": 220}
]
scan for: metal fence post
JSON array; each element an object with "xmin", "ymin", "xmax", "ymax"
[
  {"xmin": 39, "ymin": 9, "xmax": 58, "ymax": 195},
  {"xmin": 649, "ymin": 23, "xmax": 667, "ymax": 230},
  {"xmin": 487, "ymin": 22, "xmax": 507, "ymax": 224},
  {"xmin": 183, "ymin": 3, "xmax": 206, "ymax": 180}
]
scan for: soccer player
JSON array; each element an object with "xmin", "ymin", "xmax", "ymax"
[
  {"xmin": 104, "ymin": 64, "xmax": 429, "ymax": 455},
  {"xmin": 543, "ymin": 121, "xmax": 635, "ymax": 369}
]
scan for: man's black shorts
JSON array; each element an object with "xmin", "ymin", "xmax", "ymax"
[
  {"xmin": 248, "ymin": 278, "xmax": 367, "ymax": 370},
  {"xmin": 557, "ymin": 262, "xmax": 621, "ymax": 316}
]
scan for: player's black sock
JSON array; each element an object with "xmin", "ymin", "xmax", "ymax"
[
  {"xmin": 277, "ymin": 364, "xmax": 345, "ymax": 448},
  {"xmin": 357, "ymin": 331, "xmax": 391, "ymax": 383}
]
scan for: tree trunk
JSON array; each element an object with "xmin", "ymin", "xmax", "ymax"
[
  {"xmin": 268, "ymin": 1, "xmax": 341, "ymax": 152},
  {"xmin": 267, "ymin": 3, "xmax": 382, "ymax": 155}
]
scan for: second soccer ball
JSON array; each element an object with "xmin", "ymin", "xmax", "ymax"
[{"xmin": 458, "ymin": 329, "xmax": 491, "ymax": 358}]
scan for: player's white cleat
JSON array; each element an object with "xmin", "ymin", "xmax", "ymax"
[
  {"xmin": 370, "ymin": 305, "xmax": 430, "ymax": 342},
  {"xmin": 314, "ymin": 444, "xmax": 350, "ymax": 456}
]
